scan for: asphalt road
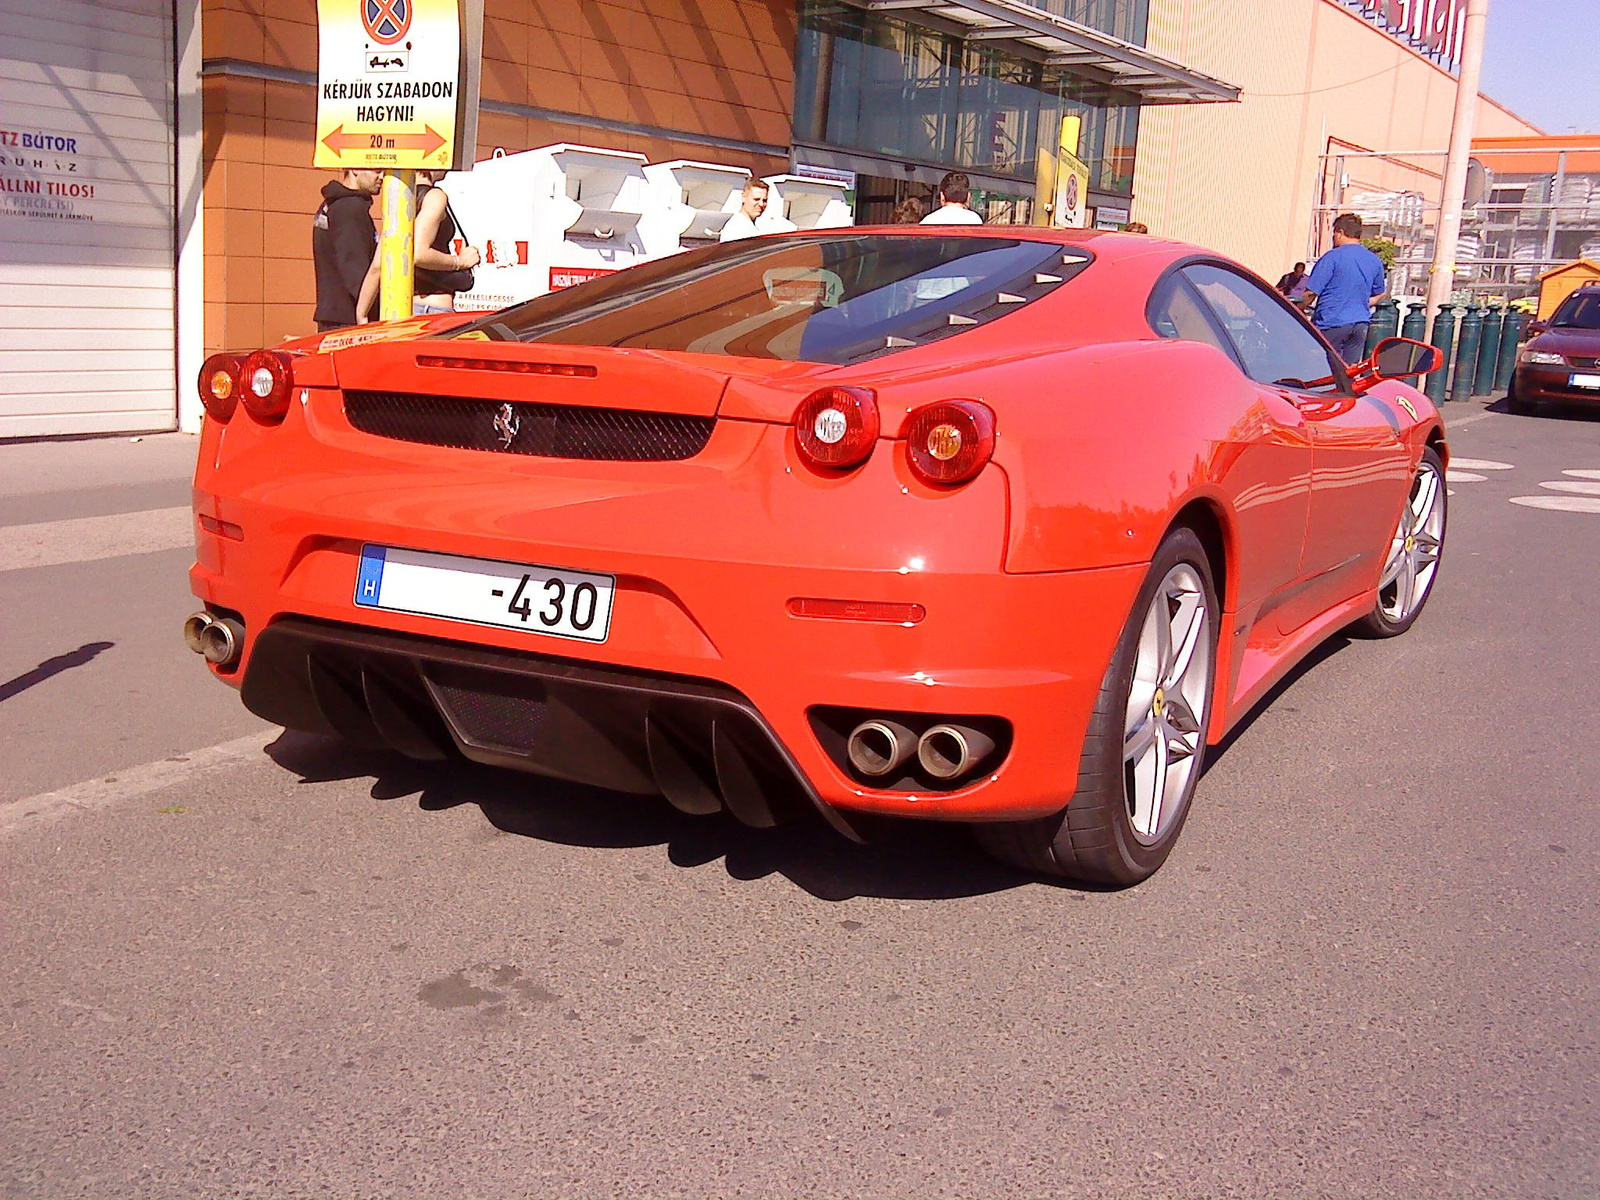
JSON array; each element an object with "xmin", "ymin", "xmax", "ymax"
[{"xmin": 1, "ymin": 404, "xmax": 1596, "ymax": 1199}]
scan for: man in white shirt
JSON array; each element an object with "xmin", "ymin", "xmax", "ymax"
[
  {"xmin": 920, "ymin": 172, "xmax": 982, "ymax": 225},
  {"xmin": 719, "ymin": 180, "xmax": 771, "ymax": 242}
]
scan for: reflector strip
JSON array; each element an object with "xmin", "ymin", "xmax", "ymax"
[
  {"xmin": 197, "ymin": 514, "xmax": 244, "ymax": 541},
  {"xmin": 786, "ymin": 598, "xmax": 926, "ymax": 625},
  {"xmin": 416, "ymin": 355, "xmax": 597, "ymax": 377}
]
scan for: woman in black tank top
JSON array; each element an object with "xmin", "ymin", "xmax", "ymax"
[{"xmin": 412, "ymin": 171, "xmax": 480, "ymax": 313}]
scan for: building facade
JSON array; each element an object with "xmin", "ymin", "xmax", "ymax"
[{"xmin": 0, "ymin": 0, "xmax": 1555, "ymax": 437}]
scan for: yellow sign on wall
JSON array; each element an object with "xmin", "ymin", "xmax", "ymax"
[
  {"xmin": 314, "ymin": 0, "xmax": 463, "ymax": 171},
  {"xmin": 1053, "ymin": 114, "xmax": 1091, "ymax": 229}
]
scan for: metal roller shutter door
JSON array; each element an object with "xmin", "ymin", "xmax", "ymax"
[{"xmin": 0, "ymin": 0, "xmax": 176, "ymax": 437}]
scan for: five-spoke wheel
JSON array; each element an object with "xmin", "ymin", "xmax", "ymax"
[
  {"xmin": 1123, "ymin": 563, "xmax": 1212, "ymax": 845},
  {"xmin": 1359, "ymin": 446, "xmax": 1446, "ymax": 637}
]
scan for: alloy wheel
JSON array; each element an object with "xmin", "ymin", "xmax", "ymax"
[
  {"xmin": 1378, "ymin": 457, "xmax": 1445, "ymax": 623},
  {"xmin": 1123, "ymin": 563, "xmax": 1212, "ymax": 845}
]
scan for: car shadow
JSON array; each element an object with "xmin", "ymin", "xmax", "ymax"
[
  {"xmin": 263, "ymin": 730, "xmax": 1044, "ymax": 902},
  {"xmin": 1202, "ymin": 632, "xmax": 1352, "ymax": 772},
  {"xmin": 1487, "ymin": 394, "xmax": 1600, "ymax": 421}
]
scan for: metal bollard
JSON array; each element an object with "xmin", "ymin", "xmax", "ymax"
[
  {"xmin": 1425, "ymin": 305, "xmax": 1456, "ymax": 406},
  {"xmin": 1367, "ymin": 297, "xmax": 1399, "ymax": 356},
  {"xmin": 1475, "ymin": 303, "xmax": 1504, "ymax": 396},
  {"xmin": 1450, "ymin": 303, "xmax": 1483, "ymax": 403},
  {"xmin": 1494, "ymin": 309, "xmax": 1526, "ymax": 394},
  {"xmin": 1400, "ymin": 299, "xmax": 1428, "ymax": 342}
]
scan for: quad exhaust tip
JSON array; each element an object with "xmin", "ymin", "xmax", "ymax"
[
  {"xmin": 846, "ymin": 717, "xmax": 998, "ymax": 783},
  {"xmin": 185, "ymin": 612, "xmax": 245, "ymax": 665},
  {"xmin": 182, "ymin": 612, "xmax": 213, "ymax": 655},
  {"xmin": 846, "ymin": 719, "xmax": 917, "ymax": 778},
  {"xmin": 917, "ymin": 723, "xmax": 996, "ymax": 781}
]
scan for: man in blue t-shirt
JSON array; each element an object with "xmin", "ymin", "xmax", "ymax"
[{"xmin": 1304, "ymin": 212, "xmax": 1386, "ymax": 363}]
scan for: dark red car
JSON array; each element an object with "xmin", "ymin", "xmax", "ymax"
[{"xmin": 1510, "ymin": 284, "xmax": 1600, "ymax": 413}]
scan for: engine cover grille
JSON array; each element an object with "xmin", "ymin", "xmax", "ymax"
[{"xmin": 343, "ymin": 390, "xmax": 716, "ymax": 461}]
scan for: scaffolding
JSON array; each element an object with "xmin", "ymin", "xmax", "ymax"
[{"xmin": 1312, "ymin": 142, "xmax": 1600, "ymax": 303}]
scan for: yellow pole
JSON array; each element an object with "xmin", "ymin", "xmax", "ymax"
[{"xmin": 379, "ymin": 169, "xmax": 416, "ymax": 323}]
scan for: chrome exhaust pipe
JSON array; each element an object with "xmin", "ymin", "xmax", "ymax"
[
  {"xmin": 917, "ymin": 723, "xmax": 996, "ymax": 781},
  {"xmin": 846, "ymin": 719, "xmax": 917, "ymax": 778},
  {"xmin": 199, "ymin": 616, "xmax": 245, "ymax": 665},
  {"xmin": 182, "ymin": 611, "xmax": 214, "ymax": 654}
]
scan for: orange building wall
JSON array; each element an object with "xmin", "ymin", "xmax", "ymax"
[
  {"xmin": 200, "ymin": 0, "xmax": 796, "ymax": 352},
  {"xmin": 1131, "ymin": 0, "xmax": 1542, "ymax": 279}
]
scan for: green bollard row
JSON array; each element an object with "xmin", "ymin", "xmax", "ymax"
[
  {"xmin": 1367, "ymin": 297, "xmax": 1399, "ymax": 357},
  {"xmin": 1494, "ymin": 310, "xmax": 1526, "ymax": 394},
  {"xmin": 1425, "ymin": 305, "xmax": 1456, "ymax": 406},
  {"xmin": 1475, "ymin": 303, "xmax": 1504, "ymax": 396},
  {"xmin": 1450, "ymin": 303, "xmax": 1482, "ymax": 403},
  {"xmin": 1400, "ymin": 300, "xmax": 1428, "ymax": 386}
]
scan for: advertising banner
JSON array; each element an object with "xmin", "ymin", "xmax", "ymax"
[{"xmin": 314, "ymin": 0, "xmax": 465, "ymax": 171}]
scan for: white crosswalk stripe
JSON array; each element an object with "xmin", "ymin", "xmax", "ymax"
[{"xmin": 0, "ymin": 506, "xmax": 193, "ymax": 573}]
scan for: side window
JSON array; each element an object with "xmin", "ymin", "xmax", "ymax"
[
  {"xmin": 1148, "ymin": 275, "xmax": 1236, "ymax": 361},
  {"xmin": 1182, "ymin": 263, "xmax": 1343, "ymax": 393}
]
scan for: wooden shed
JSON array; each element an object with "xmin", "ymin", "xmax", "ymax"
[{"xmin": 1538, "ymin": 260, "xmax": 1600, "ymax": 320}]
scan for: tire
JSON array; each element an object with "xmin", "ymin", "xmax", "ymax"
[
  {"xmin": 1506, "ymin": 375, "xmax": 1535, "ymax": 415},
  {"xmin": 1353, "ymin": 445, "xmax": 1446, "ymax": 638},
  {"xmin": 975, "ymin": 527, "xmax": 1219, "ymax": 887}
]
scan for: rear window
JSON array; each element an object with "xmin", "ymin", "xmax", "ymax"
[{"xmin": 449, "ymin": 233, "xmax": 1088, "ymax": 365}]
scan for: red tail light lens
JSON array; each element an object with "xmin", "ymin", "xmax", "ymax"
[
  {"xmin": 197, "ymin": 353, "xmax": 242, "ymax": 422},
  {"xmin": 793, "ymin": 386, "xmax": 880, "ymax": 470},
  {"xmin": 903, "ymin": 400, "xmax": 996, "ymax": 486},
  {"xmin": 240, "ymin": 350, "xmax": 294, "ymax": 423}
]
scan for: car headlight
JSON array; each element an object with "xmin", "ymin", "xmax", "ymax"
[{"xmin": 1520, "ymin": 348, "xmax": 1566, "ymax": 365}]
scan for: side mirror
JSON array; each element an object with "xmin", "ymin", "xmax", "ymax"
[
  {"xmin": 1525, "ymin": 320, "xmax": 1547, "ymax": 339},
  {"xmin": 1373, "ymin": 336, "xmax": 1442, "ymax": 379},
  {"xmin": 1348, "ymin": 337, "xmax": 1442, "ymax": 394}
]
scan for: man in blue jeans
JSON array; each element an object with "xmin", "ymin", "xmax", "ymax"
[{"xmin": 1304, "ymin": 212, "xmax": 1386, "ymax": 362}]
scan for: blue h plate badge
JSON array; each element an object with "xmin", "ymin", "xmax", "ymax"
[{"xmin": 354, "ymin": 545, "xmax": 387, "ymax": 607}]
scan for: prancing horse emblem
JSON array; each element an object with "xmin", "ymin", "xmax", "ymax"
[{"xmin": 493, "ymin": 402, "xmax": 520, "ymax": 448}]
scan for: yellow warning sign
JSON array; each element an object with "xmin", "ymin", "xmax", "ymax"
[{"xmin": 314, "ymin": 0, "xmax": 464, "ymax": 171}]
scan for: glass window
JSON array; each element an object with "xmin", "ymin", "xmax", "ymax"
[
  {"xmin": 794, "ymin": 2, "xmax": 1143, "ymax": 194},
  {"xmin": 451, "ymin": 234, "xmax": 1089, "ymax": 367},
  {"xmin": 1549, "ymin": 290, "xmax": 1600, "ymax": 330},
  {"xmin": 1149, "ymin": 276, "xmax": 1235, "ymax": 360},
  {"xmin": 1181, "ymin": 264, "xmax": 1343, "ymax": 392}
]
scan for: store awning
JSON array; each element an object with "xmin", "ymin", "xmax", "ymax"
[{"xmin": 847, "ymin": 0, "xmax": 1240, "ymax": 104}]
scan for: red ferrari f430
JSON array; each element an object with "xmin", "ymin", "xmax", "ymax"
[{"xmin": 186, "ymin": 229, "xmax": 1446, "ymax": 885}]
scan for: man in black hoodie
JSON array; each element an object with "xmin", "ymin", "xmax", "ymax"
[{"xmin": 312, "ymin": 168, "xmax": 383, "ymax": 330}]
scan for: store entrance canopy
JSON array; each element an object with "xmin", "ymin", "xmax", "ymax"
[{"xmin": 846, "ymin": 0, "xmax": 1240, "ymax": 104}]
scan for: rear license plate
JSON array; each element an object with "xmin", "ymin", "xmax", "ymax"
[
  {"xmin": 354, "ymin": 545, "xmax": 614, "ymax": 643},
  {"xmin": 1571, "ymin": 373, "xmax": 1600, "ymax": 389}
]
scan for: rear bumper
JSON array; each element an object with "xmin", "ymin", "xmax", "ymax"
[
  {"xmin": 190, "ymin": 391, "xmax": 1146, "ymax": 822},
  {"xmin": 239, "ymin": 616, "xmax": 865, "ymax": 839}
]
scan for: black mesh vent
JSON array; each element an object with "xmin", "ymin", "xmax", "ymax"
[
  {"xmin": 343, "ymin": 391, "xmax": 716, "ymax": 461},
  {"xmin": 1569, "ymin": 355, "xmax": 1599, "ymax": 369}
]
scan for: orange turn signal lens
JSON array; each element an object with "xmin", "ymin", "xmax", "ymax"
[
  {"xmin": 197, "ymin": 353, "xmax": 243, "ymax": 423},
  {"xmin": 787, "ymin": 597, "xmax": 926, "ymax": 625},
  {"xmin": 903, "ymin": 400, "xmax": 996, "ymax": 486}
]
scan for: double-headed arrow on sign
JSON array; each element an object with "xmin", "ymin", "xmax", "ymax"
[{"xmin": 320, "ymin": 124, "xmax": 447, "ymax": 158}]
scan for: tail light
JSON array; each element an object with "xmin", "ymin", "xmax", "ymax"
[
  {"xmin": 903, "ymin": 400, "xmax": 996, "ymax": 486},
  {"xmin": 240, "ymin": 350, "xmax": 295, "ymax": 423},
  {"xmin": 793, "ymin": 386, "xmax": 879, "ymax": 470},
  {"xmin": 197, "ymin": 354, "xmax": 243, "ymax": 422}
]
